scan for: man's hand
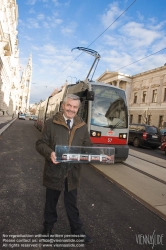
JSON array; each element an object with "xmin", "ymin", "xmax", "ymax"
[
  {"xmin": 105, "ymin": 155, "xmax": 114, "ymax": 162},
  {"xmin": 50, "ymin": 152, "xmax": 59, "ymax": 164}
]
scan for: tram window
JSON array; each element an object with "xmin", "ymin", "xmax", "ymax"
[
  {"xmin": 78, "ymin": 100, "xmax": 88, "ymax": 122},
  {"xmin": 59, "ymin": 101, "xmax": 63, "ymax": 112}
]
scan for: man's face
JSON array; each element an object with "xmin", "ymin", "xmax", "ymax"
[{"xmin": 62, "ymin": 98, "xmax": 80, "ymax": 119}]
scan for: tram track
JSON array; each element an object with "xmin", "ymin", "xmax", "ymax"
[
  {"xmin": 122, "ymin": 161, "xmax": 166, "ymax": 185},
  {"xmin": 129, "ymin": 153, "xmax": 166, "ymax": 170},
  {"xmin": 90, "ymin": 151, "xmax": 166, "ymax": 221},
  {"xmin": 125, "ymin": 152, "xmax": 166, "ymax": 185}
]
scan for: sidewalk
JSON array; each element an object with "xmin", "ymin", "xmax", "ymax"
[{"xmin": 0, "ymin": 115, "xmax": 17, "ymax": 135}]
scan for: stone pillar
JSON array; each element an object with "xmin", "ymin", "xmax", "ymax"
[
  {"xmin": 158, "ymin": 76, "xmax": 163, "ymax": 105},
  {"xmin": 125, "ymin": 81, "xmax": 131, "ymax": 105},
  {"xmin": 116, "ymin": 80, "xmax": 119, "ymax": 88},
  {"xmin": 138, "ymin": 80, "xmax": 143, "ymax": 106},
  {"xmin": 147, "ymin": 78, "xmax": 152, "ymax": 105}
]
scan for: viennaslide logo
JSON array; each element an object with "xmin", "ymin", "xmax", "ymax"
[{"xmin": 135, "ymin": 230, "xmax": 164, "ymax": 249}]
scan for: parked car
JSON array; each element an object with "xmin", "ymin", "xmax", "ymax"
[
  {"xmin": 160, "ymin": 128, "xmax": 166, "ymax": 142},
  {"xmin": 128, "ymin": 124, "xmax": 161, "ymax": 149},
  {"xmin": 161, "ymin": 142, "xmax": 166, "ymax": 155},
  {"xmin": 29, "ymin": 115, "xmax": 37, "ymax": 121},
  {"xmin": 25, "ymin": 113, "xmax": 30, "ymax": 118},
  {"xmin": 18, "ymin": 114, "xmax": 26, "ymax": 120}
]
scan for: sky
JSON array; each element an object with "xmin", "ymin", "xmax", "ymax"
[{"xmin": 16, "ymin": 0, "xmax": 166, "ymax": 104}]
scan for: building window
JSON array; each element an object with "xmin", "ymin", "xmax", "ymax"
[
  {"xmin": 159, "ymin": 116, "xmax": 163, "ymax": 128},
  {"xmin": 164, "ymin": 88, "xmax": 166, "ymax": 102},
  {"xmin": 134, "ymin": 92, "xmax": 137, "ymax": 103},
  {"xmin": 138, "ymin": 115, "xmax": 141, "ymax": 123},
  {"xmin": 152, "ymin": 89, "xmax": 157, "ymax": 103},
  {"xmin": 142, "ymin": 91, "xmax": 147, "ymax": 103},
  {"xmin": 130, "ymin": 115, "xmax": 133, "ymax": 124}
]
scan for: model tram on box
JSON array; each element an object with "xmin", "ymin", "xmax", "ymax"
[
  {"xmin": 35, "ymin": 47, "xmax": 129, "ymax": 162},
  {"xmin": 61, "ymin": 153, "xmax": 111, "ymax": 163}
]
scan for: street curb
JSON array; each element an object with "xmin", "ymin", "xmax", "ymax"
[{"xmin": 0, "ymin": 118, "xmax": 17, "ymax": 136}]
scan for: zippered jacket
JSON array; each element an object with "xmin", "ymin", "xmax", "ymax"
[{"xmin": 36, "ymin": 112, "xmax": 92, "ymax": 191}]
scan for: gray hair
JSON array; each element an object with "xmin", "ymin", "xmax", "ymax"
[{"xmin": 63, "ymin": 94, "xmax": 80, "ymax": 106}]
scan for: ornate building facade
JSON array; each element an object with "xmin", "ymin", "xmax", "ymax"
[
  {"xmin": 96, "ymin": 64, "xmax": 166, "ymax": 128},
  {"xmin": 19, "ymin": 55, "xmax": 32, "ymax": 113},
  {"xmin": 0, "ymin": 0, "xmax": 32, "ymax": 116}
]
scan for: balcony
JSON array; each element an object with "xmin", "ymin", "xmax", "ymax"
[
  {"xmin": 0, "ymin": 22, "xmax": 12, "ymax": 56},
  {"xmin": 2, "ymin": 33, "xmax": 12, "ymax": 56}
]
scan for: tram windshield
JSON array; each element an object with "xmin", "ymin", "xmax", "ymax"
[{"xmin": 91, "ymin": 85, "xmax": 128, "ymax": 129}]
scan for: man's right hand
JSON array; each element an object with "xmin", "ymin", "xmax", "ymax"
[{"xmin": 50, "ymin": 152, "xmax": 59, "ymax": 164}]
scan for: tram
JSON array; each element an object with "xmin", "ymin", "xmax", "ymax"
[{"xmin": 35, "ymin": 47, "xmax": 129, "ymax": 162}]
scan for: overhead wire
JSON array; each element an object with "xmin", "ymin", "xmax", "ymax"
[
  {"xmin": 104, "ymin": 47, "xmax": 166, "ymax": 80},
  {"xmin": 117, "ymin": 47, "xmax": 166, "ymax": 72},
  {"xmin": 49, "ymin": 0, "xmax": 137, "ymax": 84}
]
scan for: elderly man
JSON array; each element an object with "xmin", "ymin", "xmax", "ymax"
[{"xmin": 36, "ymin": 94, "xmax": 93, "ymax": 244}]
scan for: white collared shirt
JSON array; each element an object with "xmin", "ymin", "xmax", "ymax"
[{"xmin": 63, "ymin": 114, "xmax": 73, "ymax": 128}]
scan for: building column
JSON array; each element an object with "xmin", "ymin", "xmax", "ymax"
[
  {"xmin": 125, "ymin": 81, "xmax": 132, "ymax": 105},
  {"xmin": 147, "ymin": 78, "xmax": 152, "ymax": 105},
  {"xmin": 116, "ymin": 80, "xmax": 120, "ymax": 88},
  {"xmin": 158, "ymin": 76, "xmax": 164, "ymax": 105},
  {"xmin": 138, "ymin": 81, "xmax": 142, "ymax": 106}
]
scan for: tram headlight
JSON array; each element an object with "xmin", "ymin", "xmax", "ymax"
[
  {"xmin": 90, "ymin": 130, "xmax": 101, "ymax": 137},
  {"xmin": 119, "ymin": 133, "xmax": 127, "ymax": 139}
]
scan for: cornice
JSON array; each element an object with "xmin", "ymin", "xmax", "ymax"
[
  {"xmin": 141, "ymin": 86, "xmax": 149, "ymax": 90},
  {"xmin": 151, "ymin": 84, "xmax": 160, "ymax": 88},
  {"xmin": 97, "ymin": 71, "xmax": 132, "ymax": 83},
  {"xmin": 133, "ymin": 66, "xmax": 166, "ymax": 78},
  {"xmin": 97, "ymin": 71, "xmax": 118, "ymax": 81},
  {"xmin": 96, "ymin": 71, "xmax": 108, "ymax": 81}
]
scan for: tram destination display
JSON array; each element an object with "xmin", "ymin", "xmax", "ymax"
[{"xmin": 55, "ymin": 145, "xmax": 115, "ymax": 164}]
